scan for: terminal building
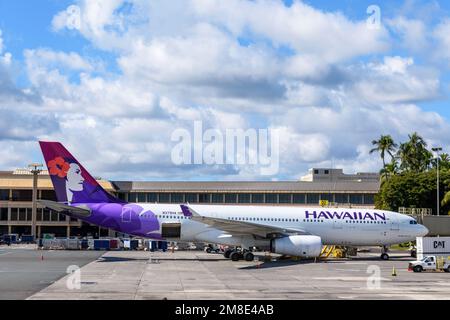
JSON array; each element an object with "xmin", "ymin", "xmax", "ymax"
[{"xmin": 0, "ymin": 168, "xmax": 380, "ymax": 238}]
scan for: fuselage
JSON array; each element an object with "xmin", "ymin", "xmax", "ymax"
[{"xmin": 75, "ymin": 203, "xmax": 428, "ymax": 248}]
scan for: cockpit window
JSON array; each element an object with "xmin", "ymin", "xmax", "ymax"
[{"xmin": 409, "ymin": 220, "xmax": 417, "ymax": 225}]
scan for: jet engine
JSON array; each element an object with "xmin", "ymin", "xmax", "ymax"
[{"xmin": 271, "ymin": 235, "xmax": 322, "ymax": 257}]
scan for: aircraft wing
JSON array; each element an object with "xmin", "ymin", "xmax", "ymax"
[
  {"xmin": 38, "ymin": 200, "xmax": 92, "ymax": 218},
  {"xmin": 180, "ymin": 204, "xmax": 309, "ymax": 238}
]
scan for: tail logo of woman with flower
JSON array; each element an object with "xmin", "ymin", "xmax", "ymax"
[{"xmin": 48, "ymin": 157, "xmax": 85, "ymax": 203}]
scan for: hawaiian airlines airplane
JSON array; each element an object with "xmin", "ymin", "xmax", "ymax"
[{"xmin": 38, "ymin": 141, "xmax": 428, "ymax": 262}]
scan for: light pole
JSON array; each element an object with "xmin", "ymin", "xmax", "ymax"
[
  {"xmin": 432, "ymin": 147, "xmax": 443, "ymax": 216},
  {"xmin": 28, "ymin": 163, "xmax": 43, "ymax": 239}
]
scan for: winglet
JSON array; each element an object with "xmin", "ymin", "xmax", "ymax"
[{"xmin": 180, "ymin": 204, "xmax": 193, "ymax": 217}]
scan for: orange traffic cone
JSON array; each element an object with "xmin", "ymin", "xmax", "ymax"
[{"xmin": 392, "ymin": 266, "xmax": 397, "ymax": 276}]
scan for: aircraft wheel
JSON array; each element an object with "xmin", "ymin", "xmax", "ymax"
[
  {"xmin": 413, "ymin": 265, "xmax": 423, "ymax": 273},
  {"xmin": 206, "ymin": 247, "xmax": 212, "ymax": 254},
  {"xmin": 243, "ymin": 252, "xmax": 254, "ymax": 261},
  {"xmin": 224, "ymin": 249, "xmax": 233, "ymax": 259},
  {"xmin": 230, "ymin": 251, "xmax": 241, "ymax": 261},
  {"xmin": 381, "ymin": 253, "xmax": 389, "ymax": 260}
]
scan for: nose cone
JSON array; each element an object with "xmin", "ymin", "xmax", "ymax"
[{"xmin": 417, "ymin": 224, "xmax": 429, "ymax": 237}]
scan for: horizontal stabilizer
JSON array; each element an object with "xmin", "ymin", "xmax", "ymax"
[{"xmin": 38, "ymin": 200, "xmax": 92, "ymax": 217}]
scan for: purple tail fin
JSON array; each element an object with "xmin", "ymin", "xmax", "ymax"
[{"xmin": 39, "ymin": 141, "xmax": 123, "ymax": 204}]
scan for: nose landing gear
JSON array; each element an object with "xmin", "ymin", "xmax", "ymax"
[{"xmin": 380, "ymin": 245, "xmax": 390, "ymax": 260}]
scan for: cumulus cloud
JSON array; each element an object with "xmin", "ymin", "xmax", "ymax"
[
  {"xmin": 387, "ymin": 16, "xmax": 428, "ymax": 52},
  {"xmin": 0, "ymin": 1, "xmax": 449, "ymax": 180}
]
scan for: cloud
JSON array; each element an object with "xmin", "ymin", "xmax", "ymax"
[
  {"xmin": 1, "ymin": 1, "xmax": 449, "ymax": 180},
  {"xmin": 191, "ymin": 0, "xmax": 390, "ymax": 63},
  {"xmin": 387, "ymin": 16, "xmax": 428, "ymax": 52},
  {"xmin": 0, "ymin": 30, "xmax": 3, "ymax": 54},
  {"xmin": 351, "ymin": 56, "xmax": 440, "ymax": 104},
  {"xmin": 433, "ymin": 18, "xmax": 450, "ymax": 65},
  {"xmin": 25, "ymin": 49, "xmax": 95, "ymax": 72}
]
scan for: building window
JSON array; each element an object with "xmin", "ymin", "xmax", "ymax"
[
  {"xmin": 225, "ymin": 194, "xmax": 237, "ymax": 203},
  {"xmin": 11, "ymin": 190, "xmax": 33, "ymax": 201},
  {"xmin": 251, "ymin": 194, "xmax": 264, "ymax": 203},
  {"xmin": 363, "ymin": 194, "xmax": 375, "ymax": 205},
  {"xmin": 43, "ymin": 209, "xmax": 51, "ymax": 221},
  {"xmin": 0, "ymin": 189, "xmax": 9, "ymax": 201},
  {"xmin": 10, "ymin": 209, "xmax": 18, "ymax": 221},
  {"xmin": 314, "ymin": 169, "xmax": 319, "ymax": 174},
  {"xmin": 335, "ymin": 194, "xmax": 349, "ymax": 204},
  {"xmin": 146, "ymin": 193, "xmax": 157, "ymax": 202},
  {"xmin": 51, "ymin": 211, "xmax": 59, "ymax": 221},
  {"xmin": 159, "ymin": 193, "xmax": 170, "ymax": 203},
  {"xmin": 265, "ymin": 194, "xmax": 278, "ymax": 203},
  {"xmin": 278, "ymin": 194, "xmax": 291, "ymax": 204},
  {"xmin": 40, "ymin": 190, "xmax": 57, "ymax": 201},
  {"xmin": 170, "ymin": 193, "xmax": 184, "ymax": 203},
  {"xmin": 307, "ymin": 194, "xmax": 320, "ymax": 204},
  {"xmin": 350, "ymin": 194, "xmax": 363, "ymax": 204},
  {"xmin": 324, "ymin": 170, "xmax": 329, "ymax": 174},
  {"xmin": 19, "ymin": 208, "xmax": 27, "ymax": 221},
  {"xmin": 0, "ymin": 208, "xmax": 8, "ymax": 221},
  {"xmin": 293, "ymin": 194, "xmax": 306, "ymax": 204},
  {"xmin": 118, "ymin": 193, "xmax": 127, "ymax": 201},
  {"xmin": 198, "ymin": 193, "xmax": 210, "ymax": 203},
  {"xmin": 26, "ymin": 210, "xmax": 32, "ymax": 221},
  {"xmin": 238, "ymin": 194, "xmax": 251, "ymax": 203},
  {"xmin": 59, "ymin": 214, "xmax": 66, "ymax": 222},
  {"xmin": 212, "ymin": 194, "xmax": 224, "ymax": 203},
  {"xmin": 128, "ymin": 193, "xmax": 138, "ymax": 202},
  {"xmin": 320, "ymin": 194, "xmax": 332, "ymax": 202},
  {"xmin": 137, "ymin": 193, "xmax": 147, "ymax": 202},
  {"xmin": 185, "ymin": 193, "xmax": 198, "ymax": 203},
  {"xmin": 37, "ymin": 209, "xmax": 43, "ymax": 221}
]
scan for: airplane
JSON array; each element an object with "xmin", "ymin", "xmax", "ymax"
[{"xmin": 38, "ymin": 141, "xmax": 429, "ymax": 262}]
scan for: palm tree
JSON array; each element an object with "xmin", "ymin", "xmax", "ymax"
[
  {"xmin": 380, "ymin": 159, "xmax": 399, "ymax": 181},
  {"xmin": 397, "ymin": 132, "xmax": 432, "ymax": 172},
  {"xmin": 370, "ymin": 135, "xmax": 397, "ymax": 168},
  {"xmin": 432, "ymin": 153, "xmax": 450, "ymax": 171}
]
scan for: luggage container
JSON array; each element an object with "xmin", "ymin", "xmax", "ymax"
[
  {"xmin": 88, "ymin": 239, "xmax": 95, "ymax": 250},
  {"xmin": 65, "ymin": 239, "xmax": 80, "ymax": 250},
  {"xmin": 158, "ymin": 241, "xmax": 168, "ymax": 252},
  {"xmin": 80, "ymin": 239, "xmax": 89, "ymax": 250},
  {"xmin": 416, "ymin": 237, "xmax": 450, "ymax": 260},
  {"xmin": 42, "ymin": 239, "xmax": 65, "ymax": 250},
  {"xmin": 4, "ymin": 234, "xmax": 19, "ymax": 243},
  {"xmin": 94, "ymin": 239, "xmax": 110, "ymax": 250},
  {"xmin": 20, "ymin": 235, "xmax": 35, "ymax": 243},
  {"xmin": 109, "ymin": 239, "xmax": 120, "ymax": 250},
  {"xmin": 130, "ymin": 239, "xmax": 139, "ymax": 250}
]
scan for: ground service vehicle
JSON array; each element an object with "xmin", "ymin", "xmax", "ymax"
[{"xmin": 409, "ymin": 255, "xmax": 450, "ymax": 273}]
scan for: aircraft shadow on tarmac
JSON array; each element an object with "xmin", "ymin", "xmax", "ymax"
[
  {"xmin": 238, "ymin": 255, "xmax": 412, "ymax": 270},
  {"xmin": 98, "ymin": 256, "xmax": 224, "ymax": 263}
]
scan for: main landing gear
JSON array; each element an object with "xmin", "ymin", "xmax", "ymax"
[
  {"xmin": 224, "ymin": 248, "xmax": 254, "ymax": 261},
  {"xmin": 380, "ymin": 245, "xmax": 390, "ymax": 260}
]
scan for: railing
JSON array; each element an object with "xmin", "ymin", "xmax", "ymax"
[{"xmin": 398, "ymin": 207, "xmax": 432, "ymax": 216}]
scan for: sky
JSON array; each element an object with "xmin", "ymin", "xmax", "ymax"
[{"xmin": 1, "ymin": 0, "xmax": 450, "ymax": 181}]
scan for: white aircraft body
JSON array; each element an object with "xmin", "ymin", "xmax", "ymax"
[{"xmin": 39, "ymin": 141, "xmax": 429, "ymax": 262}]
